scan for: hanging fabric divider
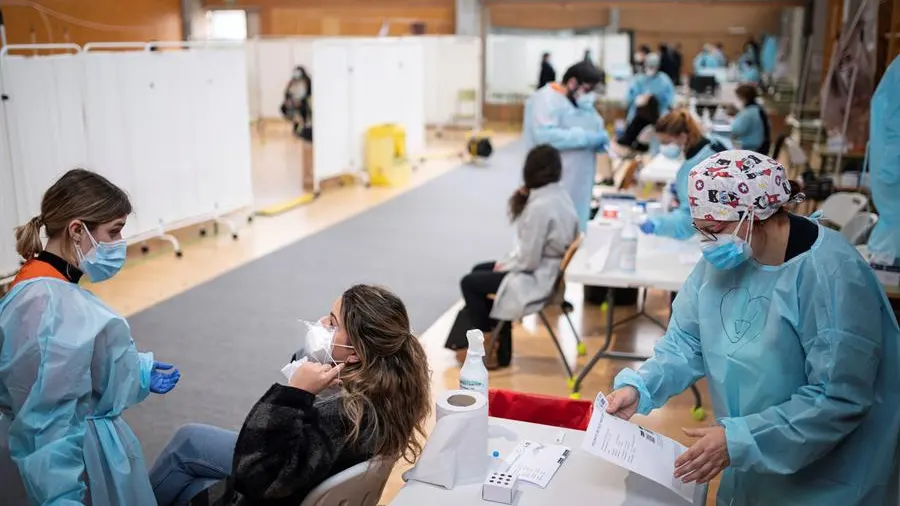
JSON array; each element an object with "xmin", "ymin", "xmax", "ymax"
[
  {"xmin": 0, "ymin": 44, "xmax": 85, "ymax": 277},
  {"xmin": 0, "ymin": 41, "xmax": 254, "ymax": 271}
]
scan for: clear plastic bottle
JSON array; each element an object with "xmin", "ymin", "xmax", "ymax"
[
  {"xmin": 619, "ymin": 212, "xmax": 638, "ymax": 272},
  {"xmin": 459, "ymin": 329, "xmax": 489, "ymax": 397}
]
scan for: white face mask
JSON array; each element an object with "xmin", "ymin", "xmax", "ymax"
[{"xmin": 295, "ymin": 320, "xmax": 353, "ymax": 366}]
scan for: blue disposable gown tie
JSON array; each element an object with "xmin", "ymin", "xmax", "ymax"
[
  {"xmin": 648, "ymin": 140, "xmax": 726, "ymax": 240},
  {"xmin": 523, "ymin": 85, "xmax": 608, "ymax": 230},
  {"xmin": 615, "ymin": 224, "xmax": 900, "ymax": 505},
  {"xmin": 0, "ymin": 278, "xmax": 156, "ymax": 505},
  {"xmin": 625, "ymin": 73, "xmax": 676, "ymax": 121},
  {"xmin": 867, "ymin": 55, "xmax": 900, "ymax": 264}
]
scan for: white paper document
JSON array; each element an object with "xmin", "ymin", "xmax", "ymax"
[
  {"xmin": 582, "ymin": 393, "xmax": 697, "ymax": 504},
  {"xmin": 503, "ymin": 440, "xmax": 570, "ymax": 488}
]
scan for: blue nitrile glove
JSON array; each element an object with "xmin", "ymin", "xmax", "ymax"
[
  {"xmin": 639, "ymin": 220, "xmax": 656, "ymax": 235},
  {"xmin": 150, "ymin": 361, "xmax": 181, "ymax": 394}
]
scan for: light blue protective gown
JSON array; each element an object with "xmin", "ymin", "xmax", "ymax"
[
  {"xmin": 731, "ymin": 105, "xmax": 765, "ymax": 152},
  {"xmin": 867, "ymin": 55, "xmax": 900, "ymax": 264},
  {"xmin": 523, "ymin": 86, "xmax": 608, "ymax": 230},
  {"xmin": 615, "ymin": 224, "xmax": 900, "ymax": 505},
  {"xmin": 694, "ymin": 51, "xmax": 722, "ymax": 72},
  {"xmin": 760, "ymin": 36, "xmax": 777, "ymax": 74},
  {"xmin": 625, "ymin": 72, "xmax": 676, "ymax": 121},
  {"xmin": 738, "ymin": 63, "xmax": 761, "ymax": 84},
  {"xmin": 0, "ymin": 278, "xmax": 156, "ymax": 505},
  {"xmin": 648, "ymin": 139, "xmax": 727, "ymax": 240}
]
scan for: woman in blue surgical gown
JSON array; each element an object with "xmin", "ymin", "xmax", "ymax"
[
  {"xmin": 0, "ymin": 169, "xmax": 180, "ymax": 505},
  {"xmin": 607, "ymin": 150, "xmax": 900, "ymax": 506},
  {"xmin": 639, "ymin": 109, "xmax": 727, "ymax": 240},
  {"xmin": 867, "ymin": 55, "xmax": 900, "ymax": 265}
]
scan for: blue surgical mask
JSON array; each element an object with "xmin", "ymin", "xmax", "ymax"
[
  {"xmin": 700, "ymin": 213, "xmax": 755, "ymax": 270},
  {"xmin": 660, "ymin": 143, "xmax": 682, "ymax": 159},
  {"xmin": 76, "ymin": 226, "xmax": 127, "ymax": 283},
  {"xmin": 577, "ymin": 92, "xmax": 597, "ymax": 108}
]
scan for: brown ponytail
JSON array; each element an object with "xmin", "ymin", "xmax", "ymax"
[
  {"xmin": 15, "ymin": 216, "xmax": 44, "ymax": 259},
  {"xmin": 509, "ymin": 144, "xmax": 563, "ymax": 221},
  {"xmin": 655, "ymin": 109, "xmax": 704, "ymax": 149},
  {"xmin": 12, "ymin": 168, "xmax": 132, "ymax": 262}
]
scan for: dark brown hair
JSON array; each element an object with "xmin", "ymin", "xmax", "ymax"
[
  {"xmin": 735, "ymin": 83, "xmax": 760, "ymax": 106},
  {"xmin": 509, "ymin": 144, "xmax": 562, "ymax": 221},
  {"xmin": 655, "ymin": 109, "xmax": 704, "ymax": 149},
  {"xmin": 15, "ymin": 168, "xmax": 132, "ymax": 260},
  {"xmin": 338, "ymin": 284, "xmax": 431, "ymax": 463}
]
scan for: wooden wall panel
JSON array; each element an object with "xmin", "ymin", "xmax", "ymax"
[
  {"xmin": 489, "ymin": 4, "xmax": 610, "ymax": 30},
  {"xmin": 4, "ymin": 0, "xmax": 182, "ymax": 46},
  {"xmin": 620, "ymin": 3, "xmax": 782, "ymax": 62},
  {"xmin": 205, "ymin": 0, "xmax": 455, "ymax": 36}
]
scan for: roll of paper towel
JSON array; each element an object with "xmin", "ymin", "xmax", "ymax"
[{"xmin": 404, "ymin": 390, "xmax": 489, "ymax": 489}]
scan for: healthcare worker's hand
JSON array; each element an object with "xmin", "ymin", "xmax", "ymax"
[
  {"xmin": 290, "ymin": 362, "xmax": 344, "ymax": 395},
  {"xmin": 674, "ymin": 426, "xmax": 730, "ymax": 484},
  {"xmin": 639, "ymin": 220, "xmax": 656, "ymax": 235},
  {"xmin": 150, "ymin": 361, "xmax": 181, "ymax": 394},
  {"xmin": 605, "ymin": 386, "xmax": 640, "ymax": 420}
]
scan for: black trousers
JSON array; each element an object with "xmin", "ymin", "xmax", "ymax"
[{"xmin": 460, "ymin": 261, "xmax": 512, "ymax": 365}]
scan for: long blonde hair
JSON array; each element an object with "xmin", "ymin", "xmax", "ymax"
[
  {"xmin": 339, "ymin": 285, "xmax": 431, "ymax": 463},
  {"xmin": 14, "ymin": 169, "xmax": 132, "ymax": 261}
]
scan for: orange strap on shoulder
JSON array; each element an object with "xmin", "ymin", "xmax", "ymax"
[
  {"xmin": 550, "ymin": 82, "xmax": 567, "ymax": 95},
  {"xmin": 11, "ymin": 259, "xmax": 68, "ymax": 289}
]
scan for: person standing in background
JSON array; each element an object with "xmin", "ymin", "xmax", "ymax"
[
  {"xmin": 523, "ymin": 61, "xmax": 608, "ymax": 230},
  {"xmin": 671, "ymin": 42, "xmax": 684, "ymax": 84},
  {"xmin": 625, "ymin": 53, "xmax": 675, "ymax": 121},
  {"xmin": 658, "ymin": 43, "xmax": 679, "ymax": 85},
  {"xmin": 538, "ymin": 52, "xmax": 556, "ymax": 90}
]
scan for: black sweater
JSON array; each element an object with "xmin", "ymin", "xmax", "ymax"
[{"xmin": 189, "ymin": 385, "xmax": 374, "ymax": 506}]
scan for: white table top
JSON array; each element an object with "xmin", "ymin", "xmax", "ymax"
[
  {"xmin": 565, "ymin": 233, "xmax": 700, "ymax": 292},
  {"xmin": 638, "ymin": 154, "xmax": 681, "ymax": 184},
  {"xmin": 390, "ymin": 417, "xmax": 706, "ymax": 506}
]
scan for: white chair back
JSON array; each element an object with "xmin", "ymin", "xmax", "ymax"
[
  {"xmin": 841, "ymin": 212, "xmax": 878, "ymax": 246},
  {"xmin": 819, "ymin": 192, "xmax": 868, "ymax": 229},
  {"xmin": 298, "ymin": 458, "xmax": 395, "ymax": 506}
]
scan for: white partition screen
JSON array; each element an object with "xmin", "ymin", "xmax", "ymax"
[
  {"xmin": 83, "ymin": 46, "xmax": 253, "ymax": 242},
  {"xmin": 421, "ymin": 36, "xmax": 481, "ymax": 126},
  {"xmin": 1, "ymin": 53, "xmax": 87, "ymax": 222},
  {"xmin": 247, "ymin": 38, "xmax": 315, "ymax": 121},
  {"xmin": 312, "ymin": 38, "xmax": 425, "ymax": 186},
  {"xmin": 0, "ymin": 90, "xmax": 19, "ymax": 278}
]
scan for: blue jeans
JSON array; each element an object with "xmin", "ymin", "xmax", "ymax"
[{"xmin": 150, "ymin": 423, "xmax": 238, "ymax": 506}]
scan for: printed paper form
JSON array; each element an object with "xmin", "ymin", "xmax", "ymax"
[
  {"xmin": 502, "ymin": 440, "xmax": 570, "ymax": 489},
  {"xmin": 582, "ymin": 393, "xmax": 697, "ymax": 504}
]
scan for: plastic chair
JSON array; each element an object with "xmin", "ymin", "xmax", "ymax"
[
  {"xmin": 841, "ymin": 212, "xmax": 878, "ymax": 246},
  {"xmin": 487, "ymin": 235, "xmax": 586, "ymax": 378},
  {"xmin": 298, "ymin": 458, "xmax": 396, "ymax": 506},
  {"xmin": 819, "ymin": 192, "xmax": 869, "ymax": 229}
]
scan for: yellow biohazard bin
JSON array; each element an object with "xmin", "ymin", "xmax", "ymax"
[{"xmin": 365, "ymin": 123, "xmax": 410, "ymax": 187}]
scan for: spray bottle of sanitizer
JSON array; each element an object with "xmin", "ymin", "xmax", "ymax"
[{"xmin": 459, "ymin": 329, "xmax": 489, "ymax": 397}]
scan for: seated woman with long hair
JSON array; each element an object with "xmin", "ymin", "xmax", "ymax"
[{"xmin": 149, "ymin": 284, "xmax": 432, "ymax": 506}]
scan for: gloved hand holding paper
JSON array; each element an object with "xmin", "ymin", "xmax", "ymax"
[{"xmin": 581, "ymin": 393, "xmax": 699, "ymax": 504}]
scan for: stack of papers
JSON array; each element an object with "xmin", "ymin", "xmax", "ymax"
[{"xmin": 582, "ymin": 393, "xmax": 697, "ymax": 504}]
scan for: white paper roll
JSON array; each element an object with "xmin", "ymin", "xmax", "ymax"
[{"xmin": 405, "ymin": 390, "xmax": 489, "ymax": 489}]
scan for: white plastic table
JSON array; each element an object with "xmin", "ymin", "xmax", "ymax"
[
  {"xmin": 564, "ymin": 234, "xmax": 703, "ymax": 409},
  {"xmin": 390, "ymin": 417, "xmax": 707, "ymax": 506}
]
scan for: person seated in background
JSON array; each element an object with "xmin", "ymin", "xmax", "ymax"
[
  {"xmin": 281, "ymin": 66, "xmax": 312, "ymax": 135},
  {"xmin": 537, "ymin": 52, "xmax": 556, "ymax": 89},
  {"xmin": 625, "ymin": 53, "xmax": 674, "ymax": 122},
  {"xmin": 149, "ymin": 285, "xmax": 431, "ymax": 506},
  {"xmin": 613, "ymin": 94, "xmax": 660, "ymax": 154},
  {"xmin": 738, "ymin": 39, "xmax": 762, "ymax": 84},
  {"xmin": 639, "ymin": 109, "xmax": 727, "ymax": 240},
  {"xmin": 449, "ymin": 145, "xmax": 578, "ymax": 369},
  {"xmin": 693, "ymin": 44, "xmax": 723, "ymax": 72},
  {"xmin": 729, "ymin": 83, "xmax": 771, "ymax": 155},
  {"xmin": 713, "ymin": 42, "xmax": 727, "ymax": 66}
]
